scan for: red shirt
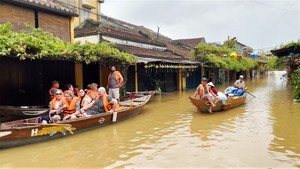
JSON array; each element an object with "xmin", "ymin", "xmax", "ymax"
[{"xmin": 211, "ymin": 87, "xmax": 218, "ymax": 95}]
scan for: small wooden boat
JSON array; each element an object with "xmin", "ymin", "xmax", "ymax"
[
  {"xmin": 0, "ymin": 105, "xmax": 49, "ymax": 122},
  {"xmin": 0, "ymin": 94, "xmax": 152, "ymax": 149},
  {"xmin": 189, "ymin": 94, "xmax": 246, "ymax": 113}
]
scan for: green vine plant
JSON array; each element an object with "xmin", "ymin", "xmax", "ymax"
[
  {"xmin": 0, "ymin": 23, "xmax": 136, "ymax": 65},
  {"xmin": 192, "ymin": 40, "xmax": 258, "ymax": 71}
]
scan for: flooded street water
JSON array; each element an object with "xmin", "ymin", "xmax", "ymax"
[{"xmin": 1, "ymin": 71, "xmax": 300, "ymax": 169}]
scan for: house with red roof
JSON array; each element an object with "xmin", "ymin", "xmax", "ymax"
[{"xmin": 75, "ymin": 15, "xmax": 203, "ymax": 92}]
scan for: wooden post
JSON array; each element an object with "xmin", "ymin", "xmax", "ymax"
[
  {"xmin": 135, "ymin": 63, "xmax": 138, "ymax": 93},
  {"xmin": 201, "ymin": 63, "xmax": 205, "ymax": 77},
  {"xmin": 75, "ymin": 62, "xmax": 83, "ymax": 88},
  {"xmin": 178, "ymin": 68, "xmax": 182, "ymax": 91}
]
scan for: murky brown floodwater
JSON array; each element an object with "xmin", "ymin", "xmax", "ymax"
[{"xmin": 1, "ymin": 71, "xmax": 300, "ymax": 169}]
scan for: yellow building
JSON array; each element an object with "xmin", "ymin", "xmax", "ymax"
[
  {"xmin": 57, "ymin": 0, "xmax": 104, "ymax": 88},
  {"xmin": 57, "ymin": 0, "xmax": 103, "ymax": 43}
]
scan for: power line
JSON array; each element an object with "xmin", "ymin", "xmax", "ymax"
[{"xmin": 249, "ymin": 0, "xmax": 299, "ymax": 13}]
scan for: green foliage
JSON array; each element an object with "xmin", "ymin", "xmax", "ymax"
[
  {"xmin": 291, "ymin": 68, "xmax": 300, "ymax": 100},
  {"xmin": 267, "ymin": 55, "xmax": 280, "ymax": 70},
  {"xmin": 282, "ymin": 40, "xmax": 300, "ymax": 48},
  {"xmin": 0, "ymin": 23, "xmax": 136, "ymax": 64},
  {"xmin": 193, "ymin": 42, "xmax": 257, "ymax": 71},
  {"xmin": 223, "ymin": 40, "xmax": 236, "ymax": 49}
]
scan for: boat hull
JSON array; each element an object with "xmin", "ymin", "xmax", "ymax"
[
  {"xmin": 0, "ymin": 95, "xmax": 150, "ymax": 149},
  {"xmin": 189, "ymin": 95, "xmax": 246, "ymax": 113},
  {"xmin": 0, "ymin": 105, "xmax": 49, "ymax": 122}
]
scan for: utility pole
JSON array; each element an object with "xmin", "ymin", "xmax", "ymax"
[{"xmin": 157, "ymin": 26, "xmax": 160, "ymax": 39}]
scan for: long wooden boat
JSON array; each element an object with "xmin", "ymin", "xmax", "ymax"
[
  {"xmin": 0, "ymin": 105, "xmax": 49, "ymax": 122},
  {"xmin": 0, "ymin": 94, "xmax": 151, "ymax": 149},
  {"xmin": 189, "ymin": 94, "xmax": 246, "ymax": 113}
]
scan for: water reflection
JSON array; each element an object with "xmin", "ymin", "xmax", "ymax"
[{"xmin": 267, "ymin": 72, "xmax": 300, "ymax": 167}]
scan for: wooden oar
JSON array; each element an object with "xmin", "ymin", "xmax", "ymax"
[{"xmin": 246, "ymin": 92, "xmax": 256, "ymax": 98}]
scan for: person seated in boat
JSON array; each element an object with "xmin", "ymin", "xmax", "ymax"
[
  {"xmin": 233, "ymin": 75, "xmax": 247, "ymax": 96},
  {"xmin": 80, "ymin": 87, "xmax": 117, "ymax": 116},
  {"xmin": 193, "ymin": 77, "xmax": 217, "ymax": 113},
  {"xmin": 86, "ymin": 83, "xmax": 99, "ymax": 101},
  {"xmin": 40, "ymin": 89, "xmax": 68, "ymax": 124},
  {"xmin": 73, "ymin": 84, "xmax": 80, "ymax": 97},
  {"xmin": 49, "ymin": 80, "xmax": 60, "ymax": 101},
  {"xmin": 78, "ymin": 88, "xmax": 92, "ymax": 110},
  {"xmin": 63, "ymin": 84, "xmax": 74, "ymax": 96},
  {"xmin": 207, "ymin": 82, "xmax": 227, "ymax": 101},
  {"xmin": 52, "ymin": 90, "xmax": 81, "ymax": 121}
]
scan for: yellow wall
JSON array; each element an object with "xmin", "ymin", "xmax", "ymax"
[
  {"xmin": 71, "ymin": 0, "xmax": 102, "ymax": 88},
  {"xmin": 72, "ymin": 0, "xmax": 101, "ymax": 28}
]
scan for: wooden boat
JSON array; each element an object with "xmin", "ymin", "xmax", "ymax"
[
  {"xmin": 0, "ymin": 105, "xmax": 49, "ymax": 122},
  {"xmin": 0, "ymin": 94, "xmax": 151, "ymax": 149},
  {"xmin": 189, "ymin": 94, "xmax": 246, "ymax": 113}
]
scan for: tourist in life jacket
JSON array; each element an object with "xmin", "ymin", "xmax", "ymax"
[
  {"xmin": 40, "ymin": 89, "xmax": 68, "ymax": 124},
  {"xmin": 52, "ymin": 90, "xmax": 80, "ymax": 121},
  {"xmin": 80, "ymin": 87, "xmax": 117, "ymax": 116},
  {"xmin": 86, "ymin": 83, "xmax": 99, "ymax": 101},
  {"xmin": 73, "ymin": 84, "xmax": 80, "ymax": 97},
  {"xmin": 63, "ymin": 84, "xmax": 74, "ymax": 96},
  {"xmin": 193, "ymin": 77, "xmax": 217, "ymax": 113},
  {"xmin": 106, "ymin": 66, "xmax": 124, "ymax": 102},
  {"xmin": 49, "ymin": 80, "xmax": 60, "ymax": 101}
]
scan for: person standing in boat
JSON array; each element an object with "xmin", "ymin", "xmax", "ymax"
[
  {"xmin": 49, "ymin": 80, "xmax": 60, "ymax": 101},
  {"xmin": 106, "ymin": 66, "xmax": 124, "ymax": 102},
  {"xmin": 193, "ymin": 77, "xmax": 217, "ymax": 113},
  {"xmin": 80, "ymin": 87, "xmax": 117, "ymax": 116}
]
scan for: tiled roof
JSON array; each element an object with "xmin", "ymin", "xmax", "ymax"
[
  {"xmin": 166, "ymin": 42, "xmax": 192, "ymax": 59},
  {"xmin": 116, "ymin": 45, "xmax": 183, "ymax": 59},
  {"xmin": 174, "ymin": 38, "xmax": 206, "ymax": 47},
  {"xmin": 100, "ymin": 14, "xmax": 171, "ymax": 42},
  {"xmin": 2, "ymin": 0, "xmax": 78, "ymax": 16},
  {"xmin": 100, "ymin": 26, "xmax": 166, "ymax": 47}
]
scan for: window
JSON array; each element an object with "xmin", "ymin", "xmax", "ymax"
[{"xmin": 83, "ymin": 8, "xmax": 90, "ymax": 20}]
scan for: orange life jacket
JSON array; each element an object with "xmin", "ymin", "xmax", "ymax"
[
  {"xmin": 51, "ymin": 97, "xmax": 66, "ymax": 110},
  {"xmin": 86, "ymin": 90, "xmax": 99, "ymax": 100},
  {"xmin": 103, "ymin": 94, "xmax": 111, "ymax": 113},
  {"xmin": 102, "ymin": 94, "xmax": 124, "ymax": 112},
  {"xmin": 108, "ymin": 71, "xmax": 123, "ymax": 87},
  {"xmin": 197, "ymin": 84, "xmax": 211, "ymax": 96},
  {"xmin": 63, "ymin": 97, "xmax": 78, "ymax": 116}
]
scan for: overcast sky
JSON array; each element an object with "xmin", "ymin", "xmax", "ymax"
[{"xmin": 101, "ymin": 0, "xmax": 300, "ymax": 52}]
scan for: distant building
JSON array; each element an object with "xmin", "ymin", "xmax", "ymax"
[{"xmin": 75, "ymin": 14, "xmax": 202, "ymax": 91}]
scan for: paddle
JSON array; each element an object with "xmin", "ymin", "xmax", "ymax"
[{"xmin": 246, "ymin": 92, "xmax": 256, "ymax": 98}]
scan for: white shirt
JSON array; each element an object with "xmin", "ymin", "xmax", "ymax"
[{"xmin": 234, "ymin": 80, "xmax": 245, "ymax": 89}]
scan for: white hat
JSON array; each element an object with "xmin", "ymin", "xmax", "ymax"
[
  {"xmin": 239, "ymin": 75, "xmax": 244, "ymax": 78},
  {"xmin": 207, "ymin": 82, "xmax": 215, "ymax": 87}
]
